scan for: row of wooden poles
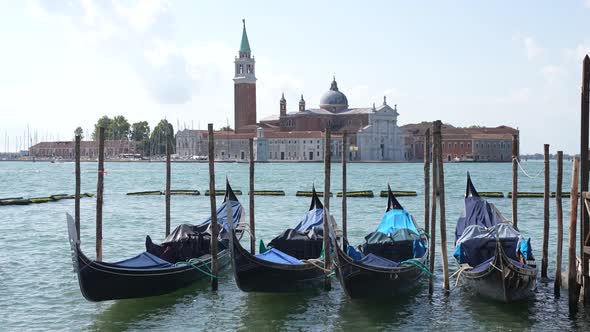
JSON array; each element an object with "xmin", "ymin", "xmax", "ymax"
[{"xmin": 73, "ymin": 122, "xmax": 585, "ymax": 304}]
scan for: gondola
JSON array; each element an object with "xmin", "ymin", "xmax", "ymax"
[
  {"xmin": 228, "ymin": 185, "xmax": 327, "ymax": 292},
  {"xmin": 452, "ymin": 174, "xmax": 537, "ymax": 302},
  {"xmin": 327, "ymin": 186, "xmax": 429, "ymax": 298},
  {"xmin": 66, "ymin": 183, "xmax": 245, "ymax": 302}
]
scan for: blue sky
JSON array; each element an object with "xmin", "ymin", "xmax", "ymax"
[{"xmin": 1, "ymin": 0, "xmax": 590, "ymax": 154}]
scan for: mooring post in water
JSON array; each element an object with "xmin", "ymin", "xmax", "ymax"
[
  {"xmin": 512, "ymin": 133, "xmax": 519, "ymax": 229},
  {"xmin": 555, "ymin": 151, "xmax": 564, "ymax": 297},
  {"xmin": 542, "ymin": 144, "xmax": 550, "ymax": 278},
  {"xmin": 249, "ymin": 138, "xmax": 256, "ymax": 255},
  {"xmin": 568, "ymin": 158, "xmax": 580, "ymax": 310},
  {"xmin": 207, "ymin": 124, "xmax": 218, "ymax": 291},
  {"xmin": 580, "ymin": 54, "xmax": 590, "ymax": 304},
  {"xmin": 323, "ymin": 127, "xmax": 332, "ymax": 290},
  {"xmin": 96, "ymin": 126, "xmax": 105, "ymax": 262},
  {"xmin": 428, "ymin": 123, "xmax": 438, "ymax": 295},
  {"xmin": 434, "ymin": 121, "xmax": 449, "ymax": 292},
  {"xmin": 165, "ymin": 134, "xmax": 171, "ymax": 237},
  {"xmin": 342, "ymin": 131, "xmax": 348, "ymax": 250},
  {"xmin": 424, "ymin": 128, "xmax": 431, "ymax": 233},
  {"xmin": 75, "ymin": 134, "xmax": 81, "ymax": 241}
]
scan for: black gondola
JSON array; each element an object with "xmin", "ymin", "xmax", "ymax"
[
  {"xmin": 452, "ymin": 174, "xmax": 537, "ymax": 302},
  {"xmin": 328, "ymin": 185, "xmax": 429, "ymax": 298},
  {"xmin": 66, "ymin": 185, "xmax": 245, "ymax": 302},
  {"xmin": 228, "ymin": 185, "xmax": 327, "ymax": 292}
]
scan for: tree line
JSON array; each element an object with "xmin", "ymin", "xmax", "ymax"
[{"xmin": 74, "ymin": 116, "xmax": 175, "ymax": 156}]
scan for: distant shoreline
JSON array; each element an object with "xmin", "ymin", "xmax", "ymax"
[{"xmin": 0, "ymin": 159, "xmax": 516, "ymax": 164}]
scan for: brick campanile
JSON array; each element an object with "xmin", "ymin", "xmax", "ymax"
[{"xmin": 233, "ymin": 19, "xmax": 257, "ymax": 133}]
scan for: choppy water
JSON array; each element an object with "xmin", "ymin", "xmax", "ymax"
[{"xmin": 1, "ymin": 160, "xmax": 589, "ymax": 331}]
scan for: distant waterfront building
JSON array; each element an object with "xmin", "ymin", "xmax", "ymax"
[
  {"xmin": 29, "ymin": 140, "xmax": 135, "ymax": 159},
  {"xmin": 402, "ymin": 123, "xmax": 518, "ymax": 162}
]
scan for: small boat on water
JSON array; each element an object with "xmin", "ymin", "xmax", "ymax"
[
  {"xmin": 328, "ymin": 185, "xmax": 429, "ymax": 298},
  {"xmin": 66, "ymin": 183, "xmax": 245, "ymax": 302},
  {"xmin": 452, "ymin": 174, "xmax": 537, "ymax": 302},
  {"xmin": 228, "ymin": 185, "xmax": 327, "ymax": 292}
]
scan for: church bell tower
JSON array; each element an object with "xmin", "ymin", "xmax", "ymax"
[{"xmin": 233, "ymin": 19, "xmax": 257, "ymax": 133}]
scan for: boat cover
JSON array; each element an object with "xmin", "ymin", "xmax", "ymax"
[
  {"xmin": 375, "ymin": 209, "xmax": 419, "ymax": 235},
  {"xmin": 292, "ymin": 208, "xmax": 324, "ymax": 233},
  {"xmin": 267, "ymin": 207, "xmax": 324, "ymax": 260},
  {"xmin": 358, "ymin": 253, "xmax": 400, "ymax": 268},
  {"xmin": 255, "ymin": 248, "xmax": 304, "ymax": 265},
  {"xmin": 111, "ymin": 252, "xmax": 174, "ymax": 269},
  {"xmin": 453, "ymin": 223, "xmax": 533, "ymax": 266},
  {"xmin": 455, "ymin": 196, "xmax": 506, "ymax": 243}
]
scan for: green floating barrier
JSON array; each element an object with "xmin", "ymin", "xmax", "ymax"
[
  {"xmin": 82, "ymin": 193, "xmax": 95, "ymax": 197},
  {"xmin": 336, "ymin": 191, "xmax": 374, "ymax": 198},
  {"xmin": 0, "ymin": 198, "xmax": 31, "ymax": 206},
  {"xmin": 127, "ymin": 191, "xmax": 163, "ymax": 196},
  {"xmin": 250, "ymin": 190, "xmax": 285, "ymax": 196},
  {"xmin": 50, "ymin": 194, "xmax": 75, "ymax": 200},
  {"xmin": 478, "ymin": 192, "xmax": 504, "ymax": 198},
  {"xmin": 205, "ymin": 190, "xmax": 243, "ymax": 196},
  {"xmin": 507, "ymin": 192, "xmax": 544, "ymax": 198},
  {"xmin": 551, "ymin": 192, "xmax": 572, "ymax": 198},
  {"xmin": 30, "ymin": 197, "xmax": 54, "ymax": 203},
  {"xmin": 296, "ymin": 191, "xmax": 333, "ymax": 197},
  {"xmin": 0, "ymin": 197, "xmax": 24, "ymax": 201},
  {"xmin": 379, "ymin": 191, "xmax": 417, "ymax": 197},
  {"xmin": 170, "ymin": 190, "xmax": 200, "ymax": 195}
]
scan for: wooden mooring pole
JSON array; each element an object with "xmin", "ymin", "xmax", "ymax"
[
  {"xmin": 542, "ymin": 144, "xmax": 550, "ymax": 278},
  {"xmin": 435, "ymin": 121, "xmax": 449, "ymax": 292},
  {"xmin": 581, "ymin": 54, "xmax": 590, "ymax": 304},
  {"xmin": 428, "ymin": 124, "xmax": 438, "ymax": 295},
  {"xmin": 342, "ymin": 131, "xmax": 348, "ymax": 250},
  {"xmin": 96, "ymin": 127, "xmax": 105, "ymax": 262},
  {"xmin": 512, "ymin": 133, "xmax": 519, "ymax": 229},
  {"xmin": 207, "ymin": 124, "xmax": 218, "ymax": 291},
  {"xmin": 424, "ymin": 128, "xmax": 431, "ymax": 233},
  {"xmin": 555, "ymin": 150, "xmax": 564, "ymax": 297},
  {"xmin": 165, "ymin": 134, "xmax": 171, "ymax": 237},
  {"xmin": 323, "ymin": 128, "xmax": 332, "ymax": 290},
  {"xmin": 75, "ymin": 134, "xmax": 81, "ymax": 241},
  {"xmin": 568, "ymin": 158, "xmax": 580, "ymax": 310},
  {"xmin": 249, "ymin": 138, "xmax": 256, "ymax": 255}
]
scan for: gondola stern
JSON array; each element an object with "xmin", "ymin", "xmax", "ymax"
[{"xmin": 386, "ymin": 184, "xmax": 404, "ymax": 211}]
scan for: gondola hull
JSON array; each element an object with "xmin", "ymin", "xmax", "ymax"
[
  {"xmin": 333, "ymin": 245, "xmax": 427, "ymax": 298},
  {"xmin": 229, "ymin": 231, "xmax": 325, "ymax": 292},
  {"xmin": 71, "ymin": 244, "xmax": 230, "ymax": 302},
  {"xmin": 461, "ymin": 247, "xmax": 536, "ymax": 303}
]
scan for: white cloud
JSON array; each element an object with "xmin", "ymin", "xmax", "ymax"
[
  {"xmin": 541, "ymin": 65, "xmax": 567, "ymax": 84},
  {"xmin": 512, "ymin": 33, "xmax": 543, "ymax": 60},
  {"xmin": 585, "ymin": 0, "xmax": 590, "ymax": 8}
]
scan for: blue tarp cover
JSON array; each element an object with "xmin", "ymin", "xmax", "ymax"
[
  {"xmin": 255, "ymin": 248, "xmax": 304, "ymax": 265},
  {"xmin": 358, "ymin": 253, "xmax": 400, "ymax": 268},
  {"xmin": 292, "ymin": 208, "xmax": 324, "ymax": 233},
  {"xmin": 375, "ymin": 209, "xmax": 418, "ymax": 235},
  {"xmin": 455, "ymin": 197, "xmax": 506, "ymax": 242},
  {"xmin": 112, "ymin": 252, "xmax": 174, "ymax": 269}
]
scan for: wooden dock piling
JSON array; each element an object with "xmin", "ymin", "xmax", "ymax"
[
  {"xmin": 323, "ymin": 128, "xmax": 332, "ymax": 290},
  {"xmin": 75, "ymin": 135, "xmax": 81, "ymax": 241},
  {"xmin": 512, "ymin": 133, "xmax": 519, "ymax": 229},
  {"xmin": 555, "ymin": 150, "xmax": 563, "ymax": 297},
  {"xmin": 424, "ymin": 128, "xmax": 431, "ymax": 233},
  {"xmin": 542, "ymin": 144, "xmax": 550, "ymax": 278},
  {"xmin": 165, "ymin": 134, "xmax": 171, "ymax": 237},
  {"xmin": 342, "ymin": 131, "xmax": 348, "ymax": 250},
  {"xmin": 428, "ymin": 124, "xmax": 438, "ymax": 295},
  {"xmin": 249, "ymin": 138, "xmax": 255, "ymax": 255},
  {"xmin": 96, "ymin": 127, "xmax": 105, "ymax": 262},
  {"xmin": 207, "ymin": 124, "xmax": 218, "ymax": 291},
  {"xmin": 568, "ymin": 158, "xmax": 580, "ymax": 310},
  {"xmin": 434, "ymin": 121, "xmax": 449, "ymax": 292}
]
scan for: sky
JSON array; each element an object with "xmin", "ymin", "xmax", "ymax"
[{"xmin": 1, "ymin": 0, "xmax": 590, "ymax": 154}]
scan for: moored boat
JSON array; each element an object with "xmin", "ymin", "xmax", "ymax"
[
  {"xmin": 228, "ymin": 185, "xmax": 327, "ymax": 292},
  {"xmin": 328, "ymin": 185, "xmax": 430, "ymax": 298},
  {"xmin": 66, "ymin": 183, "xmax": 245, "ymax": 302},
  {"xmin": 453, "ymin": 174, "xmax": 537, "ymax": 302}
]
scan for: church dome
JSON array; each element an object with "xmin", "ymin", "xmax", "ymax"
[{"xmin": 320, "ymin": 77, "xmax": 348, "ymax": 111}]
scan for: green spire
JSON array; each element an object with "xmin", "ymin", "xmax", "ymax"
[{"xmin": 240, "ymin": 19, "xmax": 251, "ymax": 53}]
